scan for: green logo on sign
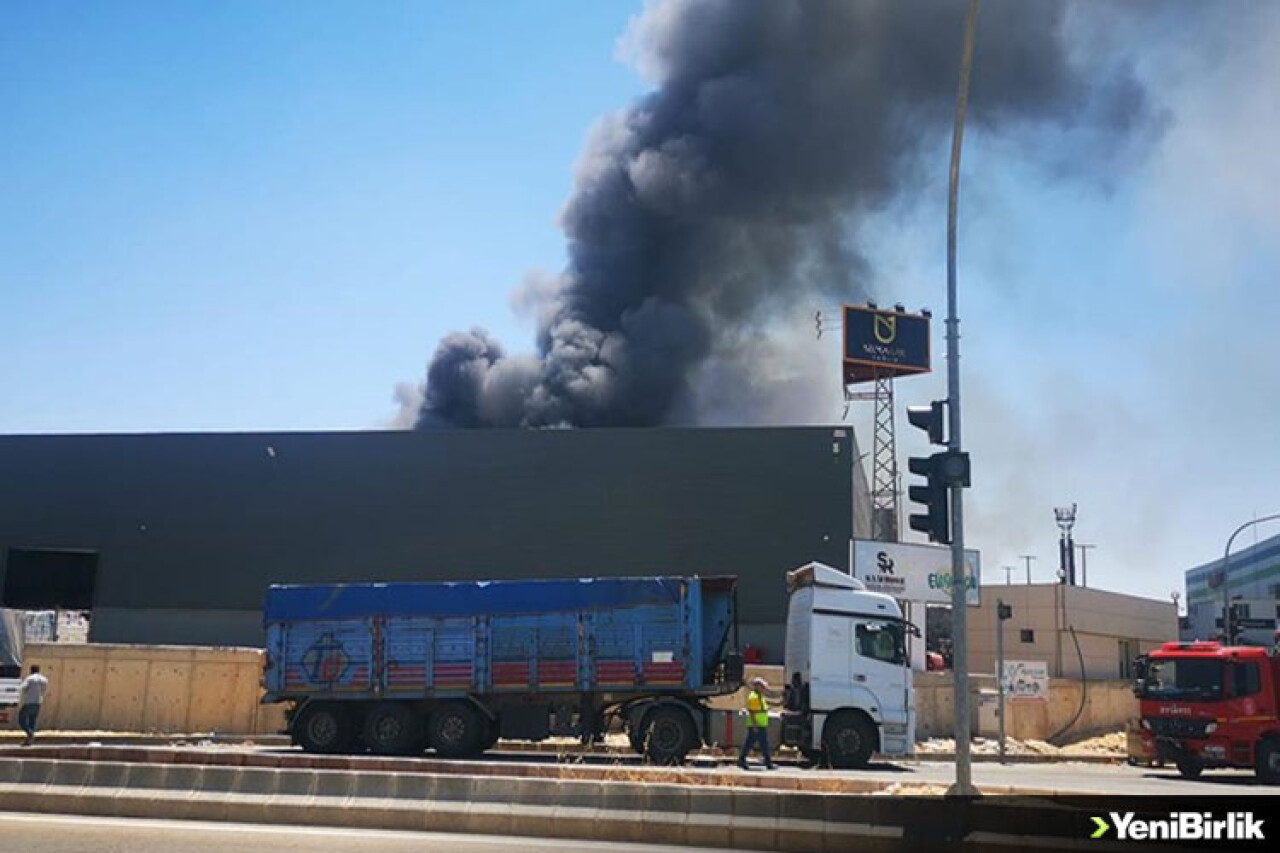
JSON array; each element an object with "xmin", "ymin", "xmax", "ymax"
[{"xmin": 1091, "ymin": 816, "xmax": 1111, "ymax": 838}]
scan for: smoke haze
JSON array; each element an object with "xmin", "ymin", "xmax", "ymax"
[{"xmin": 414, "ymin": 0, "xmax": 1155, "ymax": 429}]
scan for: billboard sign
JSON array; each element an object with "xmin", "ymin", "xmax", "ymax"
[
  {"xmin": 852, "ymin": 540, "xmax": 980, "ymax": 607},
  {"xmin": 842, "ymin": 305, "xmax": 931, "ymax": 385},
  {"xmin": 1002, "ymin": 660, "xmax": 1050, "ymax": 701}
]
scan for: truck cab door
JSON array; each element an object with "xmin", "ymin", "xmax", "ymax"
[{"xmin": 850, "ymin": 619, "xmax": 913, "ymax": 756}]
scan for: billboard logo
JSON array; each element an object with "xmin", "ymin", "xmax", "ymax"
[
  {"xmin": 873, "ymin": 313, "xmax": 897, "ymax": 344},
  {"xmin": 877, "ymin": 552, "xmax": 896, "ymax": 573},
  {"xmin": 842, "ymin": 305, "xmax": 930, "ymax": 385}
]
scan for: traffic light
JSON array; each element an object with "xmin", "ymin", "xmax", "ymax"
[
  {"xmin": 905, "ymin": 399, "xmax": 971, "ymax": 545},
  {"xmin": 907, "ymin": 455, "xmax": 951, "ymax": 544},
  {"xmin": 997, "ymin": 602, "xmax": 1013, "ymax": 621},
  {"xmin": 907, "ymin": 401, "xmax": 946, "ymax": 445}
]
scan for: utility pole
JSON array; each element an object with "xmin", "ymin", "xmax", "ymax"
[
  {"xmin": 1002, "ymin": 566, "xmax": 1014, "ymax": 585},
  {"xmin": 1075, "ymin": 544, "xmax": 1096, "ymax": 588},
  {"xmin": 996, "ymin": 599, "xmax": 1012, "ymax": 763},
  {"xmin": 1020, "ymin": 554, "xmax": 1036, "ymax": 585},
  {"xmin": 946, "ymin": 0, "xmax": 980, "ymax": 798}
]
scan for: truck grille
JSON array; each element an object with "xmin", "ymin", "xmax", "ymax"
[{"xmin": 1148, "ymin": 717, "xmax": 1210, "ymax": 739}]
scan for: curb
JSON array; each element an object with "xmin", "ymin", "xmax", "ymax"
[
  {"xmin": 0, "ymin": 757, "xmax": 1126, "ymax": 852},
  {"xmin": 1, "ymin": 734, "xmax": 1128, "ymax": 765}
]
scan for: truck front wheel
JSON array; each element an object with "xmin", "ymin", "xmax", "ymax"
[
  {"xmin": 823, "ymin": 712, "xmax": 876, "ymax": 769},
  {"xmin": 429, "ymin": 702, "xmax": 483, "ymax": 758},
  {"xmin": 644, "ymin": 706, "xmax": 697, "ymax": 765},
  {"xmin": 1256, "ymin": 737, "xmax": 1280, "ymax": 785},
  {"xmin": 293, "ymin": 701, "xmax": 357, "ymax": 754},
  {"xmin": 363, "ymin": 702, "xmax": 424, "ymax": 755},
  {"xmin": 1176, "ymin": 757, "xmax": 1203, "ymax": 779}
]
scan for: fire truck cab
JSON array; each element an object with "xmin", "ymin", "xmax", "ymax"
[{"xmin": 1134, "ymin": 640, "xmax": 1280, "ymax": 783}]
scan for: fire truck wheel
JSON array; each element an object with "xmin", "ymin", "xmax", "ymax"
[
  {"xmin": 1176, "ymin": 757, "xmax": 1203, "ymax": 780},
  {"xmin": 1256, "ymin": 737, "xmax": 1280, "ymax": 784},
  {"xmin": 293, "ymin": 701, "xmax": 357, "ymax": 754},
  {"xmin": 363, "ymin": 701, "xmax": 424, "ymax": 755}
]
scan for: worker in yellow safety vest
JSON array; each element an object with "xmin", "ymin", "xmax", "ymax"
[{"xmin": 737, "ymin": 676, "xmax": 775, "ymax": 770}]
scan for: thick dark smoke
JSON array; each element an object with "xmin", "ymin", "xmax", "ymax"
[{"xmin": 416, "ymin": 0, "xmax": 1153, "ymax": 429}]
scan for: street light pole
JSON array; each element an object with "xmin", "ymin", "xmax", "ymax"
[
  {"xmin": 1221, "ymin": 513, "xmax": 1280, "ymax": 643},
  {"xmin": 1020, "ymin": 554, "xmax": 1036, "ymax": 585},
  {"xmin": 946, "ymin": 0, "xmax": 980, "ymax": 798}
]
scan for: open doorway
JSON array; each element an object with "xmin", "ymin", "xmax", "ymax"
[{"xmin": 3, "ymin": 548, "xmax": 99, "ymax": 610}]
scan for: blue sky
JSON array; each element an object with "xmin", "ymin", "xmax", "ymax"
[
  {"xmin": 1, "ymin": 1, "xmax": 643, "ymax": 430},
  {"xmin": 2, "ymin": 2, "xmax": 1278, "ymax": 603}
]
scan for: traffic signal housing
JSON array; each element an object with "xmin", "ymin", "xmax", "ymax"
[
  {"xmin": 906, "ymin": 401, "xmax": 946, "ymax": 445},
  {"xmin": 907, "ymin": 455, "xmax": 951, "ymax": 544},
  {"xmin": 905, "ymin": 399, "xmax": 970, "ymax": 545},
  {"xmin": 997, "ymin": 602, "xmax": 1013, "ymax": 621}
]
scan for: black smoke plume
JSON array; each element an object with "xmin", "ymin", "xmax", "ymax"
[{"xmin": 416, "ymin": 0, "xmax": 1153, "ymax": 429}]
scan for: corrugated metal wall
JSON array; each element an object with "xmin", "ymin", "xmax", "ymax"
[{"xmin": 0, "ymin": 427, "xmax": 861, "ymax": 652}]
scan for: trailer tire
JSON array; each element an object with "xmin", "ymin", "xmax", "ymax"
[
  {"xmin": 363, "ymin": 702, "xmax": 424, "ymax": 755},
  {"xmin": 429, "ymin": 702, "xmax": 483, "ymax": 758},
  {"xmin": 643, "ymin": 706, "xmax": 697, "ymax": 765},
  {"xmin": 1176, "ymin": 757, "xmax": 1203, "ymax": 780},
  {"xmin": 293, "ymin": 701, "xmax": 357, "ymax": 754},
  {"xmin": 1255, "ymin": 737, "xmax": 1280, "ymax": 785},
  {"xmin": 823, "ymin": 712, "xmax": 876, "ymax": 769}
]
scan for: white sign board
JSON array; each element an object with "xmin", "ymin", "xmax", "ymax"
[
  {"xmin": 1002, "ymin": 660, "xmax": 1050, "ymax": 701},
  {"xmin": 852, "ymin": 540, "xmax": 980, "ymax": 607}
]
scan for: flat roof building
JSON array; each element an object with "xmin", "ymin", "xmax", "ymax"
[
  {"xmin": 0, "ymin": 427, "xmax": 868, "ymax": 657},
  {"xmin": 968, "ymin": 583, "xmax": 1177, "ymax": 680},
  {"xmin": 1183, "ymin": 531, "xmax": 1280, "ymax": 645}
]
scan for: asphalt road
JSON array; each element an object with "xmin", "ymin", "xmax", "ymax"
[{"xmin": 0, "ymin": 814, "xmax": 732, "ymax": 853}]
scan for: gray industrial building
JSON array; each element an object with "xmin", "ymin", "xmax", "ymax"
[
  {"xmin": 1183, "ymin": 530, "xmax": 1280, "ymax": 644},
  {"xmin": 0, "ymin": 427, "xmax": 869, "ymax": 657}
]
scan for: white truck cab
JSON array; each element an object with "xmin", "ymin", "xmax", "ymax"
[{"xmin": 781, "ymin": 562, "xmax": 915, "ymax": 767}]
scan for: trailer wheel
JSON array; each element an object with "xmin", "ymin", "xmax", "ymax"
[
  {"xmin": 363, "ymin": 702, "xmax": 424, "ymax": 755},
  {"xmin": 429, "ymin": 702, "xmax": 483, "ymax": 758},
  {"xmin": 823, "ymin": 712, "xmax": 876, "ymax": 769},
  {"xmin": 1255, "ymin": 737, "xmax": 1280, "ymax": 785},
  {"xmin": 643, "ymin": 706, "xmax": 697, "ymax": 765},
  {"xmin": 293, "ymin": 701, "xmax": 357, "ymax": 754},
  {"xmin": 1176, "ymin": 757, "xmax": 1203, "ymax": 780}
]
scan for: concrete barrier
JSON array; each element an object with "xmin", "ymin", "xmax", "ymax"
[
  {"xmin": 18, "ymin": 643, "xmax": 288, "ymax": 736},
  {"xmin": 0, "ymin": 755, "xmax": 1138, "ymax": 851}
]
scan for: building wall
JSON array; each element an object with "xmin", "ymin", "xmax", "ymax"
[
  {"xmin": 0, "ymin": 428, "xmax": 859, "ymax": 658},
  {"xmin": 967, "ymin": 584, "xmax": 1177, "ymax": 680}
]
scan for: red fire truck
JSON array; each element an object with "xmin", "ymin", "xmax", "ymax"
[{"xmin": 1134, "ymin": 640, "xmax": 1280, "ymax": 782}]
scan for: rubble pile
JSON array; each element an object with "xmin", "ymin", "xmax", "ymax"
[{"xmin": 915, "ymin": 731, "xmax": 1126, "ymax": 757}]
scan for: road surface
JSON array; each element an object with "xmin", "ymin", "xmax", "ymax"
[{"xmin": 0, "ymin": 813, "xmax": 731, "ymax": 853}]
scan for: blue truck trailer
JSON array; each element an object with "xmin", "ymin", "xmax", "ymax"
[{"xmin": 262, "ymin": 575, "xmax": 744, "ymax": 763}]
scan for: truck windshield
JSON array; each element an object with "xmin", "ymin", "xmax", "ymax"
[
  {"xmin": 856, "ymin": 621, "xmax": 907, "ymax": 667},
  {"xmin": 1142, "ymin": 657, "xmax": 1223, "ymax": 701}
]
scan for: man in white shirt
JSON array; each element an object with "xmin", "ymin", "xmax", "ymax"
[{"xmin": 18, "ymin": 664, "xmax": 49, "ymax": 746}]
